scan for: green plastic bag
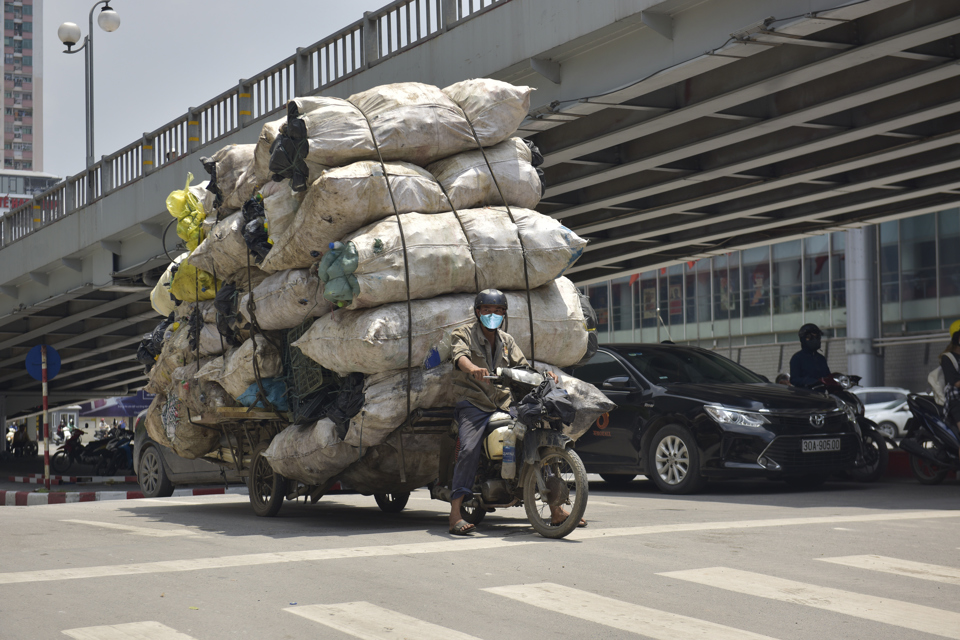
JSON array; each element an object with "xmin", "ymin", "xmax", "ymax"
[
  {"xmin": 166, "ymin": 172, "xmax": 207, "ymax": 251},
  {"xmin": 316, "ymin": 241, "xmax": 360, "ymax": 306}
]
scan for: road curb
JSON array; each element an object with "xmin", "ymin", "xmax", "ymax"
[
  {"xmin": 1, "ymin": 487, "xmax": 248, "ymax": 506},
  {"xmin": 6, "ymin": 475, "xmax": 139, "ymax": 485}
]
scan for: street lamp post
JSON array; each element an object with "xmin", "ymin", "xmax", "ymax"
[{"xmin": 57, "ymin": 2, "xmax": 121, "ymax": 168}]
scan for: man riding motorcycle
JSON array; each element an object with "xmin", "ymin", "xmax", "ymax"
[
  {"xmin": 789, "ymin": 323, "xmax": 831, "ymax": 389},
  {"xmin": 447, "ymin": 289, "xmax": 583, "ymax": 535}
]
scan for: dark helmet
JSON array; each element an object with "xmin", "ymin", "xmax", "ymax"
[
  {"xmin": 798, "ymin": 323, "xmax": 822, "ymax": 341},
  {"xmin": 474, "ymin": 288, "xmax": 508, "ymax": 311}
]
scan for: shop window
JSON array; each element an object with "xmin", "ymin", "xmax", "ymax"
[
  {"xmin": 611, "ymin": 277, "xmax": 631, "ymax": 333},
  {"xmin": 831, "ymin": 232, "xmax": 846, "ymax": 309},
  {"xmin": 696, "ymin": 265, "xmax": 711, "ymax": 326},
  {"xmin": 664, "ymin": 265, "xmax": 683, "ymax": 328},
  {"xmin": 879, "ymin": 221, "xmax": 898, "ymax": 304},
  {"xmin": 900, "ymin": 213, "xmax": 936, "ymax": 302},
  {"xmin": 588, "ymin": 284, "xmax": 609, "ymax": 335},
  {"xmin": 637, "ymin": 272, "xmax": 658, "ymax": 329},
  {"xmin": 685, "ymin": 263, "xmax": 697, "ymax": 325},
  {"xmin": 742, "ymin": 247, "xmax": 769, "ymax": 317},
  {"xmin": 772, "ymin": 240, "xmax": 802, "ymax": 314},
  {"xmin": 939, "ymin": 209, "xmax": 960, "ymax": 299},
  {"xmin": 713, "ymin": 253, "xmax": 740, "ymax": 322},
  {"xmin": 804, "ymin": 235, "xmax": 830, "ymax": 312}
]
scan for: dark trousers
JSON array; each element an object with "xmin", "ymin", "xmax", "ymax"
[{"xmin": 450, "ymin": 401, "xmax": 499, "ymax": 502}]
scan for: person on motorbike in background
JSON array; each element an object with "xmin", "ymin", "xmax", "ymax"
[
  {"xmin": 789, "ymin": 323, "xmax": 831, "ymax": 389},
  {"xmin": 940, "ymin": 319, "xmax": 960, "ymax": 456},
  {"xmin": 447, "ymin": 289, "xmax": 581, "ymax": 535}
]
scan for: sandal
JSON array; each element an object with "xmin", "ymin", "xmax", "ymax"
[{"xmin": 449, "ymin": 519, "xmax": 475, "ymax": 536}]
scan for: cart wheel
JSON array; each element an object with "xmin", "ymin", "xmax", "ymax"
[
  {"xmin": 374, "ymin": 492, "xmax": 410, "ymax": 513},
  {"xmin": 249, "ymin": 441, "xmax": 285, "ymax": 517}
]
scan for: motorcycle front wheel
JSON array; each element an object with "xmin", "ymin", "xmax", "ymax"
[
  {"xmin": 522, "ymin": 447, "xmax": 588, "ymax": 539},
  {"xmin": 847, "ymin": 431, "xmax": 889, "ymax": 482},
  {"xmin": 51, "ymin": 450, "xmax": 71, "ymax": 474}
]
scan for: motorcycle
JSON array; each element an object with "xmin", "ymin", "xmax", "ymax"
[
  {"xmin": 95, "ymin": 433, "xmax": 134, "ymax": 476},
  {"xmin": 51, "ymin": 429, "xmax": 86, "ymax": 473},
  {"xmin": 898, "ymin": 394, "xmax": 960, "ymax": 484},
  {"xmin": 812, "ymin": 373, "xmax": 889, "ymax": 482},
  {"xmin": 6, "ymin": 426, "xmax": 38, "ymax": 458},
  {"xmin": 429, "ymin": 366, "xmax": 589, "ymax": 539}
]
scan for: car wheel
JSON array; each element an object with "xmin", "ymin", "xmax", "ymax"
[
  {"xmin": 600, "ymin": 473, "xmax": 636, "ymax": 487},
  {"xmin": 138, "ymin": 445, "xmax": 174, "ymax": 498},
  {"xmin": 374, "ymin": 492, "xmax": 410, "ymax": 513},
  {"xmin": 876, "ymin": 421, "xmax": 898, "ymax": 440},
  {"xmin": 647, "ymin": 425, "xmax": 707, "ymax": 495}
]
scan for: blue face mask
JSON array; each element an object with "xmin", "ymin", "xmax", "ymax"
[{"xmin": 480, "ymin": 313, "xmax": 504, "ymax": 330}]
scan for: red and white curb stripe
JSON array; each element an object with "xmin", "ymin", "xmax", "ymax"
[
  {"xmin": 1, "ymin": 487, "xmax": 248, "ymax": 506},
  {"xmin": 6, "ymin": 475, "xmax": 139, "ymax": 484}
]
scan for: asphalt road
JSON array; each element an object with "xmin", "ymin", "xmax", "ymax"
[{"xmin": 0, "ymin": 477, "xmax": 958, "ymax": 640}]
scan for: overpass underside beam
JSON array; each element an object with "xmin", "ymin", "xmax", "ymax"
[{"xmin": 529, "ymin": 0, "xmax": 960, "ymax": 285}]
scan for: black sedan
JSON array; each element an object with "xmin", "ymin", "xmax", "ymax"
[{"xmin": 569, "ymin": 344, "xmax": 864, "ymax": 494}]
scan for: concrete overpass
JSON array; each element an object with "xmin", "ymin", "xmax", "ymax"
[{"xmin": 0, "ymin": 0, "xmax": 957, "ymax": 415}]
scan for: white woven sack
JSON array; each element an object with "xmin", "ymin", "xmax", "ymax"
[
  {"xmin": 196, "ymin": 335, "xmax": 282, "ymax": 398},
  {"xmin": 258, "ymin": 161, "xmax": 447, "ymax": 273},
  {"xmin": 294, "ymin": 277, "xmax": 589, "ymax": 375},
  {"xmin": 204, "ymin": 144, "xmax": 258, "ymax": 210},
  {"xmin": 329, "ymin": 207, "xmax": 585, "ymax": 310},
  {"xmin": 426, "ymin": 137, "xmax": 541, "ymax": 211},
  {"xmin": 237, "ymin": 268, "xmax": 335, "ymax": 331},
  {"xmin": 264, "ymin": 363, "xmax": 457, "ymax": 485},
  {"xmin": 187, "ymin": 211, "xmax": 249, "ymax": 283},
  {"xmin": 150, "ymin": 252, "xmax": 188, "ymax": 317},
  {"xmin": 253, "ymin": 118, "xmax": 283, "ymax": 184},
  {"xmin": 261, "ymin": 179, "xmax": 306, "ymax": 240},
  {"xmin": 338, "ymin": 432, "xmax": 441, "ymax": 494},
  {"xmin": 442, "ymin": 78, "xmax": 532, "ymax": 148}
]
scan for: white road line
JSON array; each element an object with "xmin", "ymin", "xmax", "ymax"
[
  {"xmin": 571, "ymin": 510, "xmax": 960, "ymax": 540},
  {"xmin": 819, "ymin": 555, "xmax": 960, "ymax": 586},
  {"xmin": 62, "ymin": 620, "xmax": 198, "ymax": 640},
  {"xmin": 61, "ymin": 520, "xmax": 199, "ymax": 538},
  {"xmin": 660, "ymin": 567, "xmax": 960, "ymax": 640},
  {"xmin": 484, "ymin": 582, "xmax": 779, "ymax": 640},
  {"xmin": 286, "ymin": 602, "xmax": 481, "ymax": 640},
  {"xmin": 1, "ymin": 510, "xmax": 956, "ymax": 585},
  {"xmin": 0, "ymin": 537, "xmax": 535, "ymax": 585}
]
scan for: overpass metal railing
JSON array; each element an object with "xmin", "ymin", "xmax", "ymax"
[{"xmin": 0, "ymin": 0, "xmax": 510, "ymax": 250}]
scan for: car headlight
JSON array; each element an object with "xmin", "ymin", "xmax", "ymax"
[{"xmin": 704, "ymin": 405, "xmax": 770, "ymax": 428}]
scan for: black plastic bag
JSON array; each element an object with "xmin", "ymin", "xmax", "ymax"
[
  {"xmin": 268, "ymin": 135, "xmax": 309, "ymax": 192},
  {"xmin": 572, "ymin": 292, "xmax": 599, "ymax": 367},
  {"xmin": 213, "ymin": 282, "xmax": 241, "ymax": 347},
  {"xmin": 517, "ymin": 378, "xmax": 576, "ymax": 428},
  {"xmin": 200, "ymin": 156, "xmax": 224, "ymax": 210},
  {"xmin": 324, "ymin": 372, "xmax": 366, "ymax": 437}
]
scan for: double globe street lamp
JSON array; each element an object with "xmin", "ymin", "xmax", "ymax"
[{"xmin": 57, "ymin": 2, "xmax": 121, "ymax": 168}]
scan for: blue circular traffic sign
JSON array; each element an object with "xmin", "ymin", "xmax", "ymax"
[{"xmin": 26, "ymin": 345, "xmax": 60, "ymax": 381}]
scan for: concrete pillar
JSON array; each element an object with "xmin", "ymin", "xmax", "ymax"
[
  {"xmin": 238, "ymin": 80, "xmax": 253, "ymax": 128},
  {"xmin": 845, "ymin": 226, "xmax": 881, "ymax": 386}
]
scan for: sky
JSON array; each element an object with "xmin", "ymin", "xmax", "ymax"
[{"xmin": 41, "ymin": 0, "xmax": 386, "ymax": 179}]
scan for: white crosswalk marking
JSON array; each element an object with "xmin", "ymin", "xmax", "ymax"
[
  {"xmin": 61, "ymin": 520, "xmax": 199, "ymax": 538},
  {"xmin": 820, "ymin": 555, "xmax": 960, "ymax": 586},
  {"xmin": 484, "ymin": 583, "xmax": 779, "ymax": 639},
  {"xmin": 62, "ymin": 621, "xmax": 198, "ymax": 640},
  {"xmin": 285, "ymin": 602, "xmax": 481, "ymax": 640},
  {"xmin": 660, "ymin": 567, "xmax": 960, "ymax": 639}
]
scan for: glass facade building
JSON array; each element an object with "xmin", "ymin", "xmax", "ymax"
[{"xmin": 583, "ymin": 209, "xmax": 959, "ymax": 389}]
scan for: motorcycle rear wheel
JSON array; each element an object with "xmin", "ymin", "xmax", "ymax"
[
  {"xmin": 523, "ymin": 447, "xmax": 588, "ymax": 539},
  {"xmin": 374, "ymin": 492, "xmax": 410, "ymax": 513},
  {"xmin": 908, "ymin": 437, "xmax": 950, "ymax": 485}
]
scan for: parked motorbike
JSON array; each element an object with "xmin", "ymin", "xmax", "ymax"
[
  {"xmin": 898, "ymin": 394, "xmax": 960, "ymax": 484},
  {"xmin": 51, "ymin": 429, "xmax": 86, "ymax": 473},
  {"xmin": 812, "ymin": 373, "xmax": 889, "ymax": 482},
  {"xmin": 95, "ymin": 433, "xmax": 134, "ymax": 476},
  {"xmin": 6, "ymin": 426, "xmax": 38, "ymax": 458},
  {"xmin": 429, "ymin": 366, "xmax": 589, "ymax": 539}
]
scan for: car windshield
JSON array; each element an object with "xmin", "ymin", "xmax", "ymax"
[
  {"xmin": 622, "ymin": 348, "xmax": 766, "ymax": 385},
  {"xmin": 882, "ymin": 399, "xmax": 903, "ymax": 411}
]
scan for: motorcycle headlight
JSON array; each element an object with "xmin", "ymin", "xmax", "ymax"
[
  {"xmin": 836, "ymin": 375, "xmax": 852, "ymax": 389},
  {"xmin": 704, "ymin": 405, "xmax": 770, "ymax": 428}
]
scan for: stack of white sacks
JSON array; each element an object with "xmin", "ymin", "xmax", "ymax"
[{"xmin": 144, "ymin": 78, "xmax": 612, "ymax": 494}]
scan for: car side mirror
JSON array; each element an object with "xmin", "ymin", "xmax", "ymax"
[{"xmin": 602, "ymin": 376, "xmax": 632, "ymax": 390}]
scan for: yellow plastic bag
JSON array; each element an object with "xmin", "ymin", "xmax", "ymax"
[
  {"xmin": 167, "ymin": 172, "xmax": 207, "ymax": 251},
  {"xmin": 169, "ymin": 258, "xmax": 220, "ymax": 303}
]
